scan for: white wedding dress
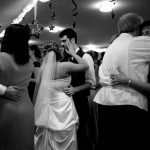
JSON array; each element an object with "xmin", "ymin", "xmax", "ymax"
[{"xmin": 34, "ymin": 76, "xmax": 79, "ymax": 150}]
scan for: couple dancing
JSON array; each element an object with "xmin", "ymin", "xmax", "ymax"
[{"xmin": 33, "ymin": 40, "xmax": 89, "ymax": 150}]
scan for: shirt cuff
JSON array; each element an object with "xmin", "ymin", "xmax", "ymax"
[{"xmin": 0, "ymin": 84, "xmax": 7, "ymax": 95}]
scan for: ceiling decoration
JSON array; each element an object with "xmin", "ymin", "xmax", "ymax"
[
  {"xmin": 72, "ymin": 0, "xmax": 78, "ymax": 29},
  {"xmin": 48, "ymin": 0, "xmax": 55, "ymax": 31},
  {"xmin": 28, "ymin": 1, "xmax": 44, "ymax": 38},
  {"xmin": 1, "ymin": 0, "xmax": 150, "ymax": 49},
  {"xmin": 0, "ymin": 0, "xmax": 39, "ymax": 38},
  {"xmin": 111, "ymin": 0, "xmax": 116, "ymax": 19},
  {"xmin": 28, "ymin": 20, "xmax": 43, "ymax": 39}
]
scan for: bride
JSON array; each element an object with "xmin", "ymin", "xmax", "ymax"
[{"xmin": 33, "ymin": 41, "xmax": 88, "ymax": 150}]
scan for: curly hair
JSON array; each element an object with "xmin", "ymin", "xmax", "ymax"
[
  {"xmin": 118, "ymin": 13, "xmax": 143, "ymax": 33},
  {"xmin": 1, "ymin": 24, "xmax": 30, "ymax": 65},
  {"xmin": 43, "ymin": 41, "xmax": 62, "ymax": 61}
]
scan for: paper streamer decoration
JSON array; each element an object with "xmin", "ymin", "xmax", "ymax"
[
  {"xmin": 49, "ymin": 0, "xmax": 55, "ymax": 30},
  {"xmin": 72, "ymin": 0, "xmax": 78, "ymax": 28}
]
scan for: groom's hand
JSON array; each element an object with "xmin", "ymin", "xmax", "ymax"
[{"xmin": 64, "ymin": 85, "xmax": 76, "ymax": 96}]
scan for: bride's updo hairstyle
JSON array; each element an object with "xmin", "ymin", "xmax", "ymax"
[{"xmin": 43, "ymin": 41, "xmax": 62, "ymax": 61}]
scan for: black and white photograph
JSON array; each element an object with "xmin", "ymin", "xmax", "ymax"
[{"xmin": 0, "ymin": 0, "xmax": 150, "ymax": 150}]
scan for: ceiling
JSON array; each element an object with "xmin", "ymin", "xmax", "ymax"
[{"xmin": 0, "ymin": 0, "xmax": 150, "ymax": 51}]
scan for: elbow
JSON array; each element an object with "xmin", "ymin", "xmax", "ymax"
[{"xmin": 81, "ymin": 64, "xmax": 89, "ymax": 71}]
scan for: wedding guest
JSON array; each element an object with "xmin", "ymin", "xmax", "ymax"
[
  {"xmin": 93, "ymin": 13, "xmax": 150, "ymax": 149},
  {"xmin": 0, "ymin": 24, "xmax": 34, "ymax": 150},
  {"xmin": 0, "ymin": 85, "xmax": 20, "ymax": 101},
  {"xmin": 111, "ymin": 19, "xmax": 150, "ymax": 111},
  {"xmin": 139, "ymin": 19, "xmax": 150, "ymax": 36},
  {"xmin": 28, "ymin": 45, "xmax": 42, "ymax": 101}
]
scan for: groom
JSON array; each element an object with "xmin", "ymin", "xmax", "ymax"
[{"xmin": 59, "ymin": 28, "xmax": 96, "ymax": 150}]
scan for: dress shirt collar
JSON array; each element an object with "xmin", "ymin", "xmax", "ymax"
[{"xmin": 75, "ymin": 47, "xmax": 80, "ymax": 53}]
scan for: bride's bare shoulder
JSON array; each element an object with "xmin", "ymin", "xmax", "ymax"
[{"xmin": 56, "ymin": 62, "xmax": 71, "ymax": 78}]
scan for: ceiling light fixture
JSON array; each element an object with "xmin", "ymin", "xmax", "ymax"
[
  {"xmin": 99, "ymin": 0, "xmax": 116, "ymax": 12},
  {"xmin": 45, "ymin": 26, "xmax": 65, "ymax": 33},
  {"xmin": 38, "ymin": 0, "xmax": 51, "ymax": 3},
  {"xmin": 82, "ymin": 44, "xmax": 107, "ymax": 53}
]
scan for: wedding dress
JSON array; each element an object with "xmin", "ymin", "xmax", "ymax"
[{"xmin": 34, "ymin": 51, "xmax": 78, "ymax": 150}]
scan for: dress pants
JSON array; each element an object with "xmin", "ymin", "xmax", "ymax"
[
  {"xmin": 97, "ymin": 104, "xmax": 149, "ymax": 150},
  {"xmin": 73, "ymin": 94, "xmax": 89, "ymax": 150}
]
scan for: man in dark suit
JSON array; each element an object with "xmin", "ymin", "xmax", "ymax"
[{"xmin": 59, "ymin": 28, "xmax": 96, "ymax": 150}]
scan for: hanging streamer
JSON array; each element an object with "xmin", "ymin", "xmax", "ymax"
[
  {"xmin": 111, "ymin": 9, "xmax": 115, "ymax": 19},
  {"xmin": 72, "ymin": 0, "xmax": 77, "ymax": 12},
  {"xmin": 34, "ymin": 2, "xmax": 37, "ymax": 21},
  {"xmin": 111, "ymin": 0, "xmax": 115, "ymax": 19},
  {"xmin": 72, "ymin": 0, "xmax": 78, "ymax": 29},
  {"xmin": 49, "ymin": 0, "xmax": 55, "ymax": 30},
  {"xmin": 29, "ymin": 1, "xmax": 43, "ymax": 39}
]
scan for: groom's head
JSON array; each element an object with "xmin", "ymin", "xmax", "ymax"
[{"xmin": 59, "ymin": 28, "xmax": 77, "ymax": 48}]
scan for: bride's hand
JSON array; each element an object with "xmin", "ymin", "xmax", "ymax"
[{"xmin": 65, "ymin": 42, "xmax": 76, "ymax": 56}]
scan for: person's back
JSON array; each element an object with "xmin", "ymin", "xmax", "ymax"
[
  {"xmin": 99, "ymin": 33, "xmax": 133, "ymax": 85},
  {"xmin": 0, "ymin": 24, "xmax": 34, "ymax": 150},
  {"xmin": 0, "ymin": 52, "xmax": 33, "ymax": 99},
  {"xmin": 129, "ymin": 35, "xmax": 150, "ymax": 82},
  {"xmin": 93, "ymin": 13, "xmax": 149, "ymax": 149}
]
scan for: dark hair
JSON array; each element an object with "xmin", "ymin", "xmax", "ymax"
[
  {"xmin": 86, "ymin": 50, "xmax": 98, "ymax": 60},
  {"xmin": 139, "ymin": 20, "xmax": 150, "ymax": 34},
  {"xmin": 30, "ymin": 45, "xmax": 42, "ymax": 59},
  {"xmin": 59, "ymin": 28, "xmax": 77, "ymax": 43},
  {"xmin": 43, "ymin": 41, "xmax": 61, "ymax": 61},
  {"xmin": 1, "ymin": 24, "xmax": 30, "ymax": 65}
]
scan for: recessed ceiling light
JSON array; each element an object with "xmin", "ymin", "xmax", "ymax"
[
  {"xmin": 99, "ymin": 1, "xmax": 116, "ymax": 12},
  {"xmin": 45, "ymin": 26, "xmax": 65, "ymax": 33},
  {"xmin": 38, "ymin": 0, "xmax": 51, "ymax": 3},
  {"xmin": 90, "ymin": 0, "xmax": 119, "ymax": 12},
  {"xmin": 83, "ymin": 44, "xmax": 103, "ymax": 52}
]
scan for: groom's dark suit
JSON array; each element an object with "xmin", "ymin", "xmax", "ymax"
[{"xmin": 70, "ymin": 47, "xmax": 90, "ymax": 150}]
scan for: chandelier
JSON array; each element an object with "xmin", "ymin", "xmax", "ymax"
[{"xmin": 29, "ymin": 1, "xmax": 43, "ymax": 38}]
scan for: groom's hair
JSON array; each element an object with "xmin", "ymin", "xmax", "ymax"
[{"xmin": 59, "ymin": 28, "xmax": 77, "ymax": 43}]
